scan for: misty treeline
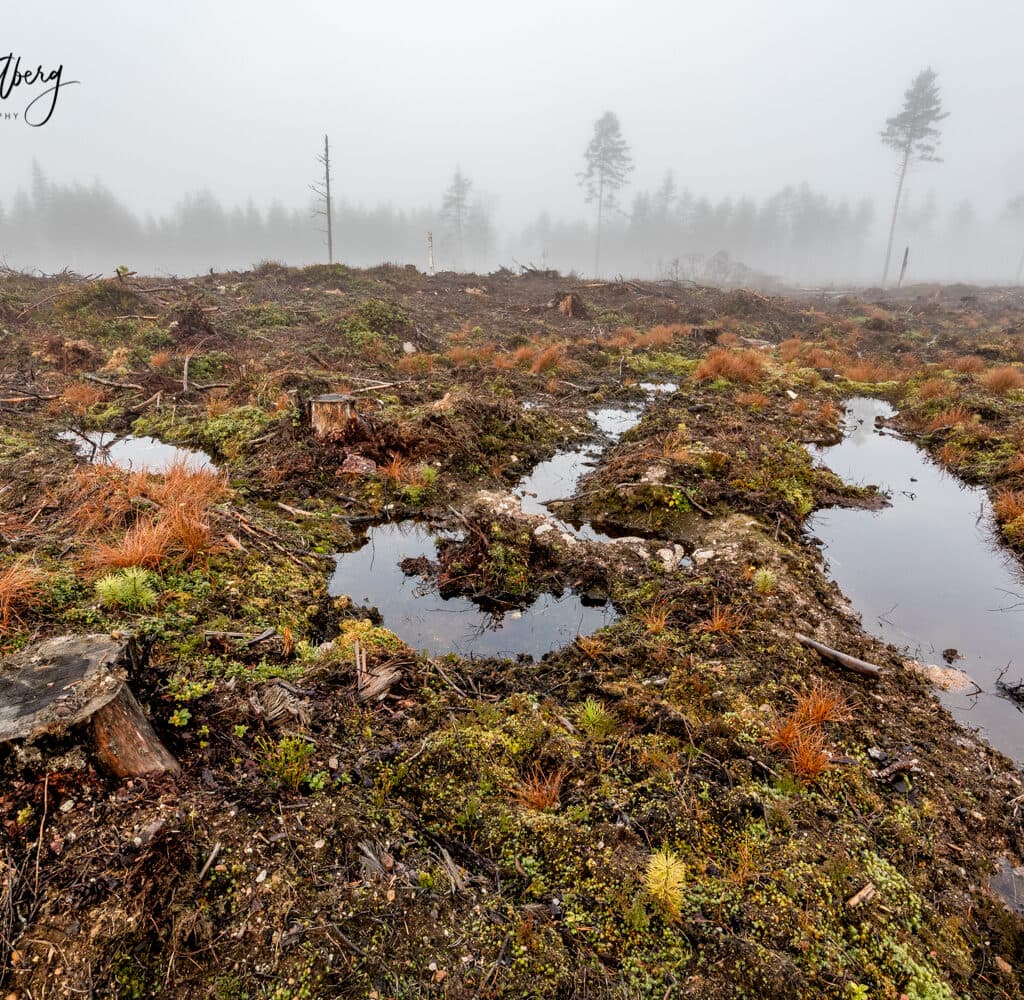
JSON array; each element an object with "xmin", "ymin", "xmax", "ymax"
[{"xmin": 2, "ymin": 162, "xmax": 1022, "ymax": 285}]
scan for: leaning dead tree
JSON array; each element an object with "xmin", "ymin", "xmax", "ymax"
[
  {"xmin": 0, "ymin": 634, "xmax": 180, "ymax": 778},
  {"xmin": 312, "ymin": 134, "xmax": 335, "ymax": 265}
]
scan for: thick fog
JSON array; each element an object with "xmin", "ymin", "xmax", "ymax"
[{"xmin": 3, "ymin": 0, "xmax": 1023, "ymax": 285}]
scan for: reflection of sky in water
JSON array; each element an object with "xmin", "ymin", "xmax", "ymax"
[
  {"xmin": 329, "ymin": 522, "xmax": 615, "ymax": 660},
  {"xmin": 807, "ymin": 398, "xmax": 1024, "ymax": 762},
  {"xmin": 60, "ymin": 431, "xmax": 214, "ymax": 472}
]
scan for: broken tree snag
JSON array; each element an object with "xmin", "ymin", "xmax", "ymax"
[
  {"xmin": 309, "ymin": 393, "xmax": 356, "ymax": 438},
  {"xmin": 557, "ymin": 294, "xmax": 587, "ymax": 319},
  {"xmin": 93, "ymin": 685, "xmax": 181, "ymax": 779},
  {"xmin": 0, "ymin": 634, "xmax": 180, "ymax": 778},
  {"xmin": 794, "ymin": 632, "xmax": 883, "ymax": 679}
]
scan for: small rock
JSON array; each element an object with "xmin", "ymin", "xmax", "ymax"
[
  {"xmin": 641, "ymin": 465, "xmax": 668, "ymax": 485},
  {"xmin": 693, "ymin": 548, "xmax": 715, "ymax": 565},
  {"xmin": 338, "ymin": 454, "xmax": 377, "ymax": 477},
  {"xmin": 995, "ymin": 956, "xmax": 1013, "ymax": 975},
  {"xmin": 785, "ymin": 389, "xmax": 798, "ymax": 400},
  {"xmin": 402, "ymin": 341, "xmax": 416, "ymax": 354}
]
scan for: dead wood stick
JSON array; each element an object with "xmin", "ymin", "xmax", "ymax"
[
  {"xmin": 197, "ymin": 841, "xmax": 222, "ymax": 882},
  {"xmin": 82, "ymin": 373, "xmax": 144, "ymax": 391},
  {"xmin": 349, "ymin": 380, "xmax": 412, "ymax": 394},
  {"xmin": 128, "ymin": 391, "xmax": 162, "ymax": 414},
  {"xmin": 277, "ymin": 502, "xmax": 316, "ymax": 518},
  {"xmin": 793, "ymin": 632, "xmax": 883, "ymax": 678},
  {"xmin": 846, "ymin": 882, "xmax": 876, "ymax": 908}
]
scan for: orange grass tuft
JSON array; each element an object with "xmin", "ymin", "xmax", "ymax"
[
  {"xmin": 926, "ymin": 405, "xmax": 972, "ymax": 432},
  {"xmin": 994, "ymin": 490, "xmax": 1024, "ymax": 523},
  {"xmin": 693, "ymin": 348, "xmax": 765, "ymax": 385},
  {"xmin": 735, "ymin": 391, "xmax": 770, "ymax": 410},
  {"xmin": 530, "ymin": 344, "xmax": 565, "ymax": 374},
  {"xmin": 87, "ymin": 517, "xmax": 174, "ymax": 570},
  {"xmin": 917, "ymin": 378, "xmax": 951, "ymax": 401},
  {"xmin": 515, "ymin": 764, "xmax": 570, "ymax": 811},
  {"xmin": 980, "ymin": 366, "xmax": 1024, "ymax": 395},
  {"xmin": 699, "ymin": 603, "xmax": 746, "ymax": 635},
  {"xmin": 791, "ymin": 680, "xmax": 851, "ymax": 728},
  {"xmin": 951, "ymin": 355, "xmax": 985, "ymax": 374},
  {"xmin": 0, "ymin": 560, "xmax": 43, "ymax": 636}
]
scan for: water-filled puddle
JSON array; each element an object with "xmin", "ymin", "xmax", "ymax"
[
  {"xmin": 515, "ymin": 383, "xmax": 677, "ymax": 543},
  {"xmin": 807, "ymin": 397, "xmax": 1024, "ymax": 762},
  {"xmin": 60, "ymin": 431, "xmax": 215, "ymax": 473},
  {"xmin": 328, "ymin": 522, "xmax": 615, "ymax": 660},
  {"xmin": 328, "ymin": 382, "xmax": 677, "ymax": 660}
]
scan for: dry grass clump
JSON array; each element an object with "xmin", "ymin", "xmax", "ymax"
[
  {"xmin": 818, "ymin": 401, "xmax": 841, "ymax": 424},
  {"xmin": 379, "ymin": 453, "xmax": 411, "ymax": 485},
  {"xmin": 149, "ymin": 349, "xmax": 173, "ymax": 370},
  {"xmin": 693, "ymin": 348, "xmax": 765, "ymax": 385},
  {"xmin": 778, "ymin": 338, "xmax": 804, "ymax": 363},
  {"xmin": 0, "ymin": 560, "xmax": 44, "ymax": 636},
  {"xmin": 637, "ymin": 323, "xmax": 690, "ymax": 348},
  {"xmin": 766, "ymin": 680, "xmax": 849, "ymax": 783},
  {"xmin": 791, "ymin": 679, "xmax": 851, "ymax": 728},
  {"xmin": 979, "ymin": 366, "xmax": 1024, "ymax": 395},
  {"xmin": 994, "ymin": 490, "xmax": 1024, "ymax": 523},
  {"xmin": 789, "ymin": 398, "xmax": 810, "ymax": 416},
  {"xmin": 59, "ymin": 384, "xmax": 107, "ymax": 415},
  {"xmin": 735, "ymin": 391, "xmax": 770, "ymax": 410},
  {"xmin": 530, "ymin": 344, "xmax": 566, "ymax": 374},
  {"xmin": 716, "ymin": 331, "xmax": 741, "ymax": 348},
  {"xmin": 87, "ymin": 517, "xmax": 174, "ymax": 570},
  {"xmin": 950, "ymin": 355, "xmax": 985, "ymax": 374},
  {"xmin": 638, "ymin": 601, "xmax": 672, "ymax": 635},
  {"xmin": 1006, "ymin": 452, "xmax": 1024, "ymax": 475},
  {"xmin": 698, "ymin": 603, "xmax": 746, "ymax": 635},
  {"xmin": 511, "ymin": 345, "xmax": 538, "ymax": 367},
  {"xmin": 397, "ymin": 352, "xmax": 436, "ymax": 375},
  {"xmin": 916, "ymin": 377, "xmax": 951, "ymax": 402},
  {"xmin": 926, "ymin": 405, "xmax": 972, "ymax": 432},
  {"xmin": 515, "ymin": 764, "xmax": 570, "ymax": 811},
  {"xmin": 76, "ymin": 458, "xmax": 228, "ymax": 570},
  {"xmin": 842, "ymin": 358, "xmax": 892, "ymax": 383},
  {"xmin": 604, "ymin": 326, "xmax": 640, "ymax": 350}
]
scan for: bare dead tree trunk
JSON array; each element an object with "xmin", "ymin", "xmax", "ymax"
[
  {"xmin": 595, "ymin": 173, "xmax": 604, "ymax": 278},
  {"xmin": 882, "ymin": 146, "xmax": 910, "ymax": 288},
  {"xmin": 313, "ymin": 135, "xmax": 334, "ymax": 265},
  {"xmin": 323, "ymin": 136, "xmax": 333, "ymax": 265}
]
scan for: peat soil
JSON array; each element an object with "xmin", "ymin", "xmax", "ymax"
[{"xmin": 1, "ymin": 266, "xmax": 1024, "ymax": 997}]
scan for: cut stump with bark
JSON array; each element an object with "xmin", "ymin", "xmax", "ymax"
[{"xmin": 0, "ymin": 634, "xmax": 180, "ymax": 778}]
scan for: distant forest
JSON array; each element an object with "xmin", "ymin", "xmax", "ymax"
[{"xmin": 1, "ymin": 164, "xmax": 1020, "ymax": 285}]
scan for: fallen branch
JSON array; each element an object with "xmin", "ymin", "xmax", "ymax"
[
  {"xmin": 82, "ymin": 373, "xmax": 144, "ymax": 391},
  {"xmin": 793, "ymin": 632, "xmax": 883, "ymax": 678}
]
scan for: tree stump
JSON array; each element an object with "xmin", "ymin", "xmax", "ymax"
[{"xmin": 0, "ymin": 634, "xmax": 180, "ymax": 778}]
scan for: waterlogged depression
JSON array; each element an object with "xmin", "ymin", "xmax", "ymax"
[
  {"xmin": 808, "ymin": 397, "xmax": 1024, "ymax": 762},
  {"xmin": 330, "ymin": 383, "xmax": 677, "ymax": 660}
]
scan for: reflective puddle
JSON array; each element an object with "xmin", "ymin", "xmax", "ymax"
[
  {"xmin": 328, "ymin": 522, "xmax": 615, "ymax": 660},
  {"xmin": 807, "ymin": 397, "xmax": 1024, "ymax": 762},
  {"xmin": 60, "ymin": 431, "xmax": 215, "ymax": 473}
]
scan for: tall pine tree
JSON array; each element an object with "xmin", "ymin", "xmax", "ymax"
[
  {"xmin": 579, "ymin": 112, "xmax": 633, "ymax": 277},
  {"xmin": 880, "ymin": 68, "xmax": 949, "ymax": 287}
]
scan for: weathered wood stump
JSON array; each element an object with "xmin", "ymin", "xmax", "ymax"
[
  {"xmin": 310, "ymin": 393, "xmax": 356, "ymax": 438},
  {"xmin": 0, "ymin": 634, "xmax": 180, "ymax": 778}
]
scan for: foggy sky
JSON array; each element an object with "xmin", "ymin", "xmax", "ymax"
[{"xmin": 4, "ymin": 1, "xmax": 1024, "ymax": 272}]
